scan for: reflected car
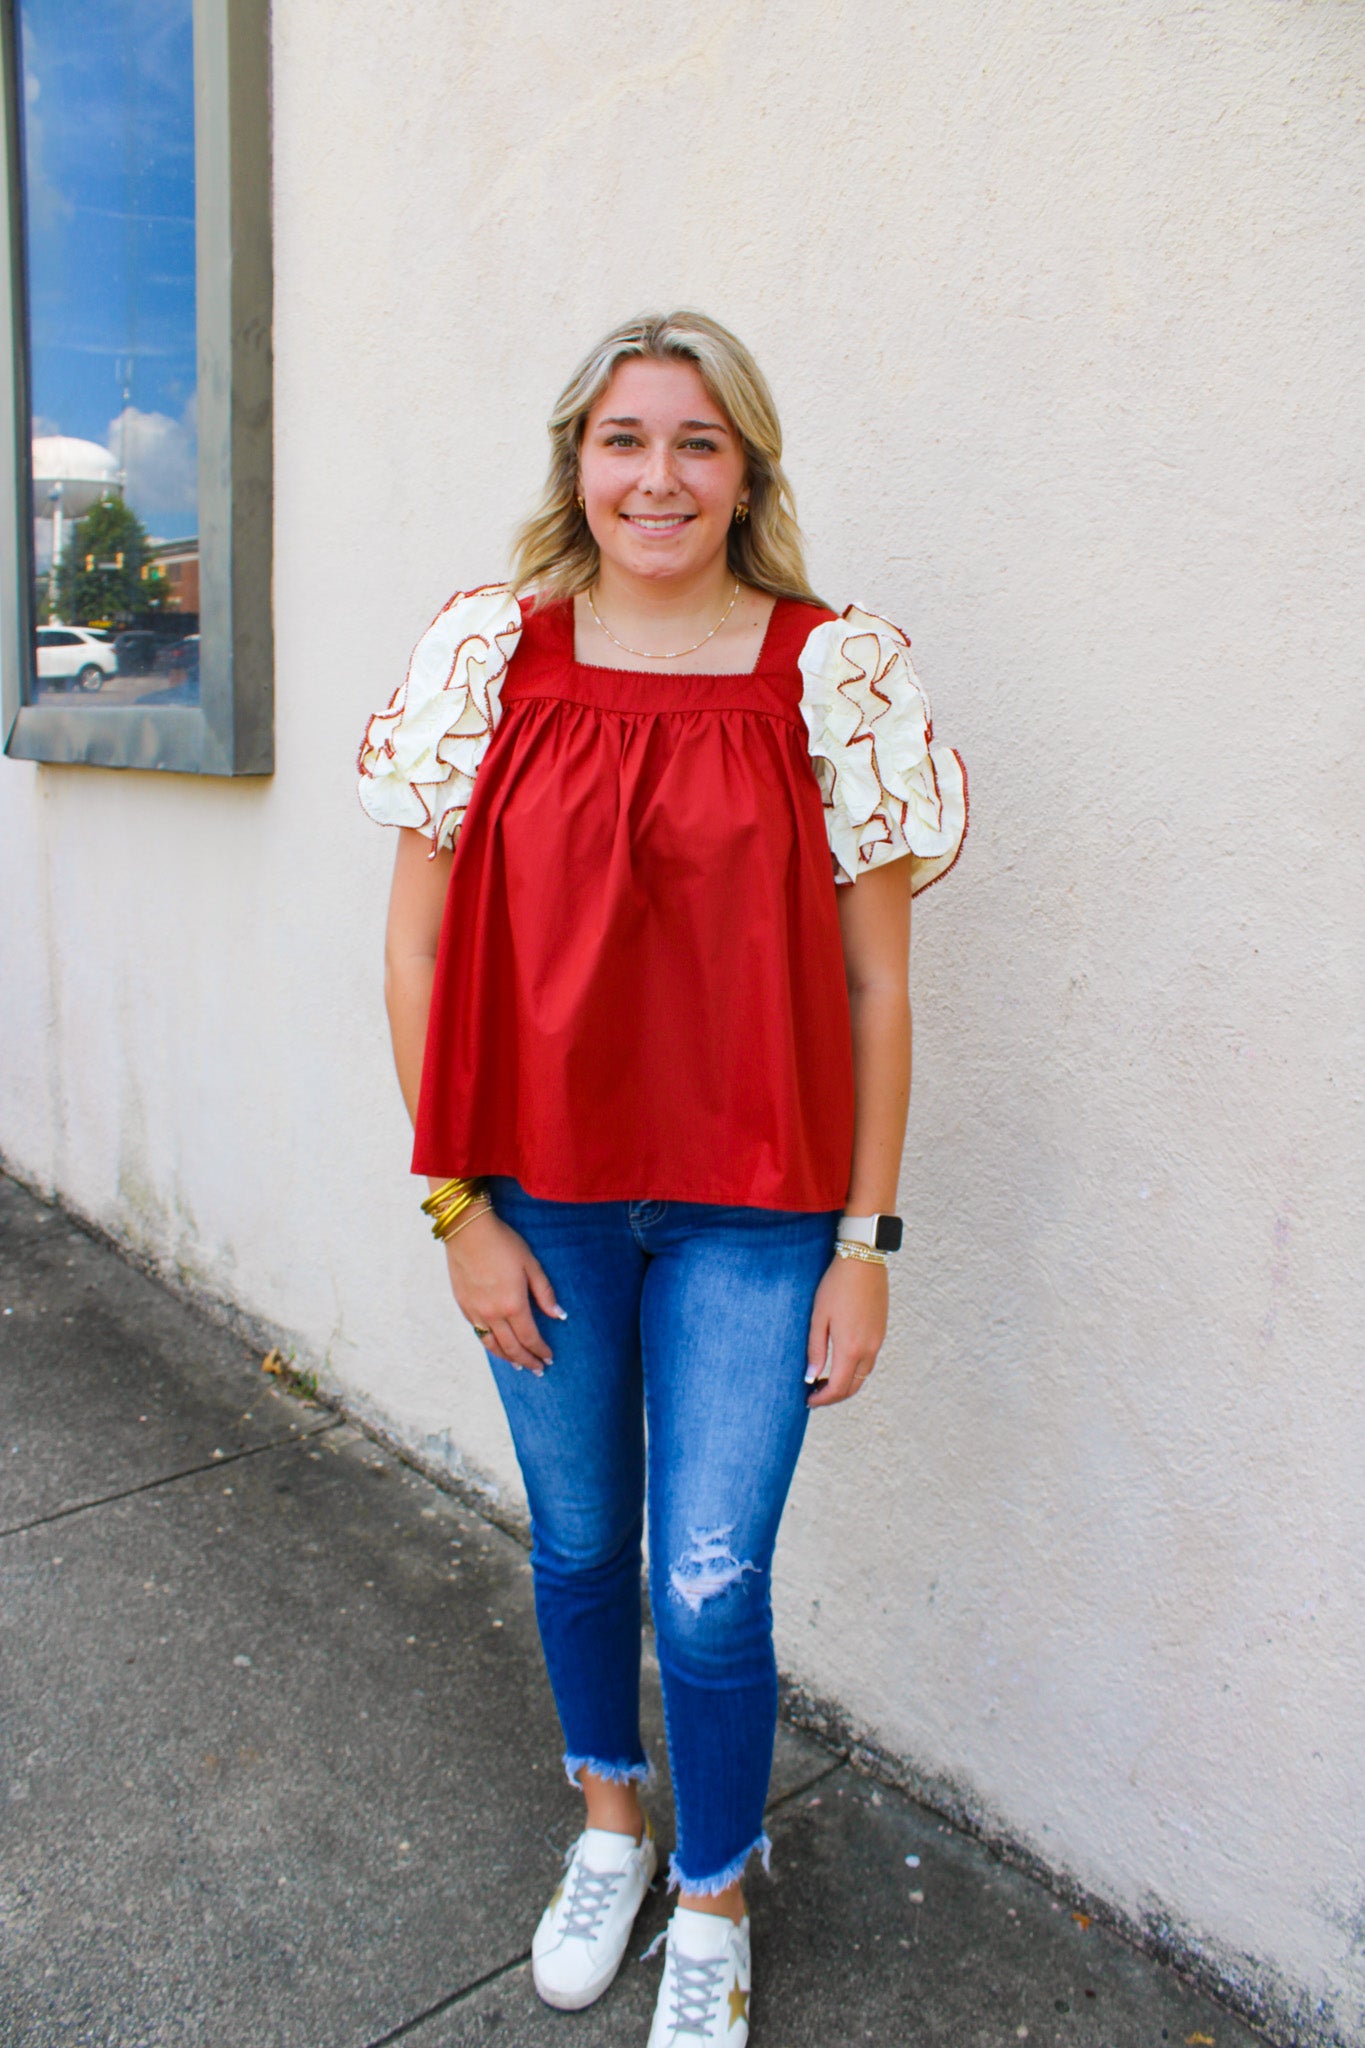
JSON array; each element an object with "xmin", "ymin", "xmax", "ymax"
[
  {"xmin": 114, "ymin": 629, "xmax": 161, "ymax": 676},
  {"xmin": 155, "ymin": 633, "xmax": 200, "ymax": 679},
  {"xmin": 35, "ymin": 625, "xmax": 118, "ymax": 692}
]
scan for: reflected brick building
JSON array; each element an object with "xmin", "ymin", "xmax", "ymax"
[{"xmin": 145, "ymin": 535, "xmax": 199, "ymax": 614}]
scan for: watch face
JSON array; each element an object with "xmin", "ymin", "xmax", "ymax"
[{"xmin": 874, "ymin": 1215, "xmax": 904, "ymax": 1252}]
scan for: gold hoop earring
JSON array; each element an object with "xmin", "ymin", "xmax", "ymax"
[
  {"xmin": 575, "ymin": 493, "xmax": 585, "ymax": 510},
  {"xmin": 733, "ymin": 502, "xmax": 749, "ymax": 524}
]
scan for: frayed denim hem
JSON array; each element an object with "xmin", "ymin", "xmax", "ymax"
[
  {"xmin": 563, "ymin": 1752, "xmax": 653, "ymax": 1790},
  {"xmin": 668, "ymin": 1830, "xmax": 771, "ymax": 1896}
]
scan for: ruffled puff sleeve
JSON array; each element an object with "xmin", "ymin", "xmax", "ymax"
[
  {"xmin": 798, "ymin": 603, "xmax": 968, "ymax": 894},
  {"xmin": 356, "ymin": 584, "xmax": 523, "ymax": 854}
]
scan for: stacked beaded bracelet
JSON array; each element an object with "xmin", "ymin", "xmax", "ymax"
[
  {"xmin": 834, "ymin": 1241, "xmax": 888, "ymax": 1267},
  {"xmin": 443, "ymin": 1195, "xmax": 493, "ymax": 1241},
  {"xmin": 420, "ymin": 1175, "xmax": 491, "ymax": 1241}
]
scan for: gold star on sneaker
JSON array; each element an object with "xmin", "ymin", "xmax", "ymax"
[{"xmin": 727, "ymin": 1983, "xmax": 750, "ymax": 2027}]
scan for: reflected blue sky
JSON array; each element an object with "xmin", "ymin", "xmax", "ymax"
[{"xmin": 19, "ymin": 0, "xmax": 197, "ymax": 540}]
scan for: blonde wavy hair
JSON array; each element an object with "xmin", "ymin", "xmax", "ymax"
[{"xmin": 509, "ymin": 310, "xmax": 820, "ymax": 605}]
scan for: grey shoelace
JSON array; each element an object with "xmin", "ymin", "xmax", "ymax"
[
  {"xmin": 664, "ymin": 1949, "xmax": 729, "ymax": 2038},
  {"xmin": 561, "ymin": 1856, "xmax": 624, "ymax": 1941}
]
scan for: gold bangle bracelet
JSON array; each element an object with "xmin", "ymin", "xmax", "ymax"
[
  {"xmin": 421, "ymin": 1175, "xmax": 487, "ymax": 1238},
  {"xmin": 427, "ymin": 1193, "xmax": 479, "ymax": 1237},
  {"xmin": 440, "ymin": 1196, "xmax": 493, "ymax": 1243},
  {"xmin": 431, "ymin": 1196, "xmax": 485, "ymax": 1228},
  {"xmin": 421, "ymin": 1175, "xmax": 481, "ymax": 1218}
]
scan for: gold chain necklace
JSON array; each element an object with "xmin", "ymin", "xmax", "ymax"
[{"xmin": 585, "ymin": 578, "xmax": 741, "ymax": 660}]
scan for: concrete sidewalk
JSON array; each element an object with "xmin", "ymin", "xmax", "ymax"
[{"xmin": 0, "ymin": 1174, "xmax": 1259, "ymax": 2048}]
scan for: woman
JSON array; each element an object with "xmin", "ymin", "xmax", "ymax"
[{"xmin": 359, "ymin": 311, "xmax": 966, "ymax": 2048}]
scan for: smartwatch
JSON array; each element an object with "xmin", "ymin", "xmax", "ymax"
[{"xmin": 837, "ymin": 1213, "xmax": 904, "ymax": 1254}]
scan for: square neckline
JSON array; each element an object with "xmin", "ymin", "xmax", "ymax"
[{"xmin": 564, "ymin": 591, "xmax": 784, "ymax": 680}]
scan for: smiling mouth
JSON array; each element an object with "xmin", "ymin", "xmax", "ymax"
[{"xmin": 620, "ymin": 512, "xmax": 695, "ymax": 531}]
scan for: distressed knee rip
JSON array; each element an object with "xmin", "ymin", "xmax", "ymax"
[{"xmin": 668, "ymin": 1525, "xmax": 759, "ymax": 1616}]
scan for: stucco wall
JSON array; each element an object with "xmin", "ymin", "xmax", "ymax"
[{"xmin": 3, "ymin": 3, "xmax": 1362, "ymax": 2038}]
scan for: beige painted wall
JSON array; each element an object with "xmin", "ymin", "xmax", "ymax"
[{"xmin": 3, "ymin": 3, "xmax": 1362, "ymax": 2037}]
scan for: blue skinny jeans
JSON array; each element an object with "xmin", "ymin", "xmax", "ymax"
[{"xmin": 482, "ymin": 1176, "xmax": 839, "ymax": 1894}]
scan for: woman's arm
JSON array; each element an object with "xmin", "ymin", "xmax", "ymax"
[
  {"xmin": 384, "ymin": 829, "xmax": 562, "ymax": 1372},
  {"xmin": 385, "ymin": 828, "xmax": 454, "ymax": 1122},
  {"xmin": 805, "ymin": 853, "xmax": 913, "ymax": 1408}
]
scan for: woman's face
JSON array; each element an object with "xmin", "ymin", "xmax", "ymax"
[{"xmin": 578, "ymin": 357, "xmax": 748, "ymax": 587}]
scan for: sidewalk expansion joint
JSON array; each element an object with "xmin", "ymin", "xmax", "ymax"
[
  {"xmin": 0, "ymin": 1416, "xmax": 344, "ymax": 1539},
  {"xmin": 357, "ymin": 1766, "xmax": 842, "ymax": 2047},
  {"xmin": 363, "ymin": 1949, "xmax": 533, "ymax": 2045},
  {"xmin": 763, "ymin": 1755, "xmax": 846, "ymax": 1818}
]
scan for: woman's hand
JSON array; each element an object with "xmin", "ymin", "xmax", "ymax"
[
  {"xmin": 804, "ymin": 1256, "xmax": 888, "ymax": 1407},
  {"xmin": 444, "ymin": 1207, "xmax": 566, "ymax": 1374}
]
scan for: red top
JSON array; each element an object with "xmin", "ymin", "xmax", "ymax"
[{"xmin": 411, "ymin": 594, "xmax": 855, "ymax": 1210}]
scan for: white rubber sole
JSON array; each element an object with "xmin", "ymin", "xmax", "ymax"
[{"xmin": 532, "ymin": 1954, "xmax": 630, "ymax": 2012}]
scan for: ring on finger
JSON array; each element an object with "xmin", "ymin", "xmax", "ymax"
[
  {"xmin": 471, "ymin": 1323, "xmax": 491, "ymax": 1339},
  {"xmin": 489, "ymin": 1321, "xmax": 531, "ymax": 1369}
]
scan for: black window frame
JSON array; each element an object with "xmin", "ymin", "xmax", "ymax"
[{"xmin": 0, "ymin": 0, "xmax": 272, "ymax": 776}]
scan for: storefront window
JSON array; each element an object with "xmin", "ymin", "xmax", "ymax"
[
  {"xmin": 1, "ymin": 0, "xmax": 271, "ymax": 776},
  {"xmin": 22, "ymin": 0, "xmax": 200, "ymax": 709}
]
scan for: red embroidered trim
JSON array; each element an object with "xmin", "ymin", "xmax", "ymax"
[
  {"xmin": 911, "ymin": 748, "xmax": 969, "ymax": 895},
  {"xmin": 356, "ymin": 584, "xmax": 521, "ymax": 852}
]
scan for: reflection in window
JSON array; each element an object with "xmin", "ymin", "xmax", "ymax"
[{"xmin": 18, "ymin": 0, "xmax": 199, "ymax": 707}]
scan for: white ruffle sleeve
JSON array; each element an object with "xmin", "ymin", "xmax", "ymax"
[
  {"xmin": 357, "ymin": 584, "xmax": 523, "ymax": 853},
  {"xmin": 797, "ymin": 603, "xmax": 968, "ymax": 893}
]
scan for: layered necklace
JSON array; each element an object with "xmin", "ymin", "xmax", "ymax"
[{"xmin": 585, "ymin": 578, "xmax": 741, "ymax": 661}]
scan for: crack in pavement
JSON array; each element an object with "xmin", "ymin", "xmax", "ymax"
[
  {"xmin": 0, "ymin": 1415, "xmax": 344, "ymax": 1538},
  {"xmin": 356, "ymin": 1759, "xmax": 847, "ymax": 2045},
  {"xmin": 762, "ymin": 1755, "xmax": 845, "ymax": 1816},
  {"xmin": 362, "ymin": 1948, "xmax": 534, "ymax": 2045}
]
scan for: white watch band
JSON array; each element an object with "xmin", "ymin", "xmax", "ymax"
[{"xmin": 837, "ymin": 1214, "xmax": 879, "ymax": 1249}]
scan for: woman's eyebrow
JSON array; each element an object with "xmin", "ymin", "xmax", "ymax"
[{"xmin": 596, "ymin": 415, "xmax": 730, "ymax": 433}]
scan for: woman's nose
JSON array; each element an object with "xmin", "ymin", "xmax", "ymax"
[{"xmin": 639, "ymin": 443, "xmax": 680, "ymax": 494}]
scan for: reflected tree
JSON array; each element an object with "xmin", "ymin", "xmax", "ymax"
[{"xmin": 51, "ymin": 496, "xmax": 169, "ymax": 626}]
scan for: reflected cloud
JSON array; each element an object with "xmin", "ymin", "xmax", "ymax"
[
  {"xmin": 107, "ymin": 391, "xmax": 197, "ymax": 521},
  {"xmin": 19, "ymin": 54, "xmax": 74, "ymax": 235}
]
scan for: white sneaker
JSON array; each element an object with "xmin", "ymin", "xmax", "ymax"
[
  {"xmin": 646, "ymin": 1906, "xmax": 751, "ymax": 2046},
  {"xmin": 531, "ymin": 1823, "xmax": 657, "ymax": 2011}
]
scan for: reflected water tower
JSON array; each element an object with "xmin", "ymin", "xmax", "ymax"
[{"xmin": 31, "ymin": 436, "xmax": 121, "ymax": 590}]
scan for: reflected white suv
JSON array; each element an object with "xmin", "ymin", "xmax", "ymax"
[{"xmin": 36, "ymin": 625, "xmax": 118, "ymax": 692}]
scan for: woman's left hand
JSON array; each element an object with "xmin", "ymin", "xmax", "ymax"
[{"xmin": 804, "ymin": 1256, "xmax": 888, "ymax": 1406}]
